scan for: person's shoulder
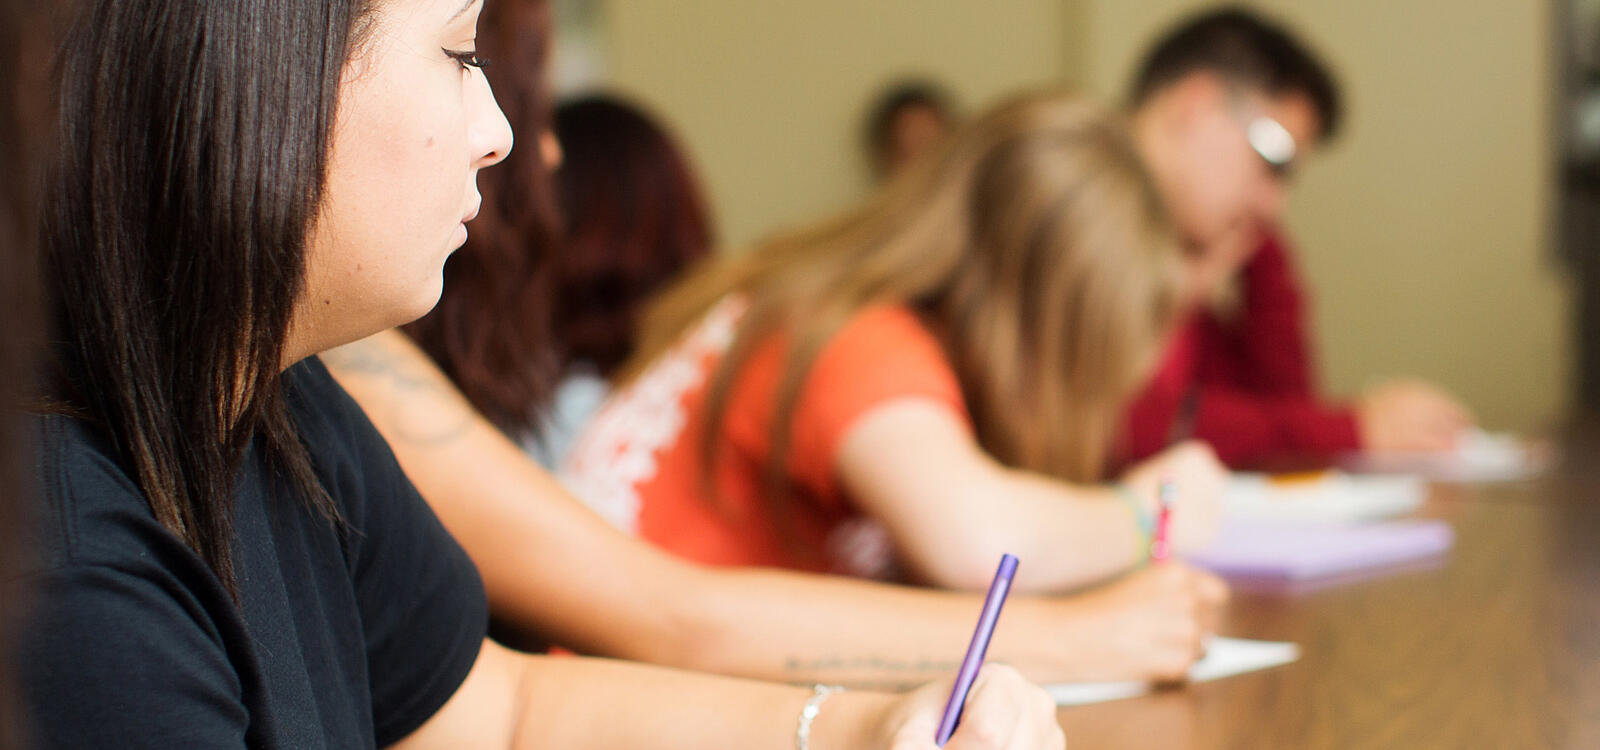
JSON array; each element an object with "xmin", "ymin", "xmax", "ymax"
[
  {"xmin": 284, "ymin": 356, "xmax": 365, "ymax": 434},
  {"xmin": 25, "ymin": 414, "xmax": 181, "ymax": 571},
  {"xmin": 284, "ymin": 356, "xmax": 394, "ymax": 468},
  {"xmin": 804, "ymin": 302, "xmax": 961, "ymax": 408},
  {"xmin": 847, "ymin": 303, "xmax": 934, "ymax": 335},
  {"xmin": 828, "ymin": 303, "xmax": 947, "ymax": 365},
  {"xmin": 287, "ymin": 354, "xmax": 428, "ymax": 534}
]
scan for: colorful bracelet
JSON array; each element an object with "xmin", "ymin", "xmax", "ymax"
[{"xmin": 1113, "ymin": 483, "xmax": 1155, "ymax": 562}]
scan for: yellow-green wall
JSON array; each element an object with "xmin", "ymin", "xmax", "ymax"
[
  {"xmin": 599, "ymin": 1, "xmax": 1569, "ymax": 431},
  {"xmin": 604, "ymin": 0, "xmax": 1076, "ymax": 249}
]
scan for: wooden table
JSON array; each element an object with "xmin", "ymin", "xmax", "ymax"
[{"xmin": 1057, "ymin": 475, "xmax": 1600, "ymax": 749}]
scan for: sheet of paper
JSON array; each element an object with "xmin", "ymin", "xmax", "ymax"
[
  {"xmin": 1222, "ymin": 472, "xmax": 1426, "ymax": 525},
  {"xmin": 1046, "ymin": 637, "xmax": 1299, "ymax": 706},
  {"xmin": 1339, "ymin": 429, "xmax": 1552, "ymax": 483}
]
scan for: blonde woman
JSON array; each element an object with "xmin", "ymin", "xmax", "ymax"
[{"xmin": 564, "ymin": 91, "xmax": 1227, "ymax": 594}]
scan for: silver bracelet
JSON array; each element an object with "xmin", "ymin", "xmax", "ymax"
[{"xmin": 796, "ymin": 684, "xmax": 845, "ymax": 750}]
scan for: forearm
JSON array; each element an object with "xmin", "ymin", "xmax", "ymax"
[
  {"xmin": 394, "ymin": 641, "xmax": 898, "ymax": 750},
  {"xmin": 509, "ymin": 655, "xmax": 892, "ymax": 750},
  {"xmin": 676, "ymin": 564, "xmax": 1146, "ymax": 687},
  {"xmin": 953, "ymin": 470, "xmax": 1143, "ymax": 593},
  {"xmin": 868, "ymin": 456, "xmax": 1143, "ymax": 592},
  {"xmin": 838, "ymin": 402, "xmax": 1144, "ymax": 594}
]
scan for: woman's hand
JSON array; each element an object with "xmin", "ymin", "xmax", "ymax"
[
  {"xmin": 1119, "ymin": 441, "xmax": 1227, "ymax": 554},
  {"xmin": 1052, "ymin": 563, "xmax": 1227, "ymax": 683},
  {"xmin": 872, "ymin": 664, "xmax": 1065, "ymax": 750}
]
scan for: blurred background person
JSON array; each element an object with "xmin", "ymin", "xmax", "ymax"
[
  {"xmin": 592, "ymin": 1, "xmax": 1560, "ymax": 453},
  {"xmin": 863, "ymin": 79, "xmax": 959, "ymax": 183},
  {"xmin": 531, "ymin": 94, "xmax": 716, "ymax": 467},
  {"xmin": 1119, "ymin": 6, "xmax": 1475, "ymax": 469},
  {"xmin": 332, "ymin": 7, "xmax": 1226, "ymax": 686},
  {"xmin": 564, "ymin": 91, "xmax": 1227, "ymax": 593}
]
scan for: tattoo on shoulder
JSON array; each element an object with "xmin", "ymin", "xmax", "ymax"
[
  {"xmin": 321, "ymin": 339, "xmax": 430, "ymax": 387},
  {"xmin": 321, "ymin": 337, "xmax": 474, "ymax": 445}
]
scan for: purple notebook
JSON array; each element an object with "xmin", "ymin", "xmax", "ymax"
[{"xmin": 1188, "ymin": 520, "xmax": 1455, "ymax": 583}]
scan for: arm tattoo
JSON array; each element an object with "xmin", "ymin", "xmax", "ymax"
[
  {"xmin": 322, "ymin": 337, "xmax": 475, "ymax": 446},
  {"xmin": 783, "ymin": 655, "xmax": 962, "ymax": 691}
]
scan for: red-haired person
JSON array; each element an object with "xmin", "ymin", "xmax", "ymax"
[{"xmin": 528, "ymin": 94, "xmax": 715, "ymax": 467}]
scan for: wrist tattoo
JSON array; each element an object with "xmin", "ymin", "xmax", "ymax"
[{"xmin": 783, "ymin": 655, "xmax": 962, "ymax": 690}]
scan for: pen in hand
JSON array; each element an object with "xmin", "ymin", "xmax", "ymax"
[
  {"xmin": 934, "ymin": 553, "xmax": 1019, "ymax": 747},
  {"xmin": 1151, "ymin": 478, "xmax": 1175, "ymax": 562}
]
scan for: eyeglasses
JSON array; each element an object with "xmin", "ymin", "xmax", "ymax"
[
  {"xmin": 1242, "ymin": 114, "xmax": 1297, "ymax": 180},
  {"xmin": 1226, "ymin": 88, "xmax": 1299, "ymax": 179}
]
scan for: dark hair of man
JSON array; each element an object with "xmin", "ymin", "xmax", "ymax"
[
  {"xmin": 553, "ymin": 94, "xmax": 714, "ymax": 378},
  {"xmin": 405, "ymin": 0, "xmax": 562, "ymax": 434},
  {"xmin": 1128, "ymin": 6, "xmax": 1343, "ymax": 141},
  {"xmin": 42, "ymin": 0, "xmax": 377, "ymax": 597},
  {"xmin": 863, "ymin": 79, "xmax": 955, "ymax": 173}
]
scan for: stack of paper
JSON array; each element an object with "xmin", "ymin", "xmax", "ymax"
[
  {"xmin": 1047, "ymin": 637, "xmax": 1299, "ymax": 705},
  {"xmin": 1339, "ymin": 429, "xmax": 1551, "ymax": 483},
  {"xmin": 1222, "ymin": 472, "xmax": 1426, "ymax": 524}
]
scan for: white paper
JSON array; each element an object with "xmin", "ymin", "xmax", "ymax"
[
  {"xmin": 1046, "ymin": 636, "xmax": 1299, "ymax": 706},
  {"xmin": 1339, "ymin": 429, "xmax": 1551, "ymax": 483},
  {"xmin": 1221, "ymin": 472, "xmax": 1426, "ymax": 525}
]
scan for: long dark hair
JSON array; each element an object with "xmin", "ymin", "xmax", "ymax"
[
  {"xmin": 553, "ymin": 94, "xmax": 714, "ymax": 378},
  {"xmin": 404, "ymin": 0, "xmax": 561, "ymax": 434},
  {"xmin": 43, "ymin": 0, "xmax": 376, "ymax": 595}
]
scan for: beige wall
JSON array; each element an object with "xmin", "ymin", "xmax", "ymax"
[
  {"xmin": 1081, "ymin": 0, "xmax": 1569, "ymax": 431},
  {"xmin": 603, "ymin": 0, "xmax": 1075, "ymax": 249},
  {"xmin": 599, "ymin": 0, "xmax": 1569, "ymax": 431}
]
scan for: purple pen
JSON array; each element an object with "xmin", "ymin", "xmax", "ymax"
[{"xmin": 934, "ymin": 553, "xmax": 1019, "ymax": 746}]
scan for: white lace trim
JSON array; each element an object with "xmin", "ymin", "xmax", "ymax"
[
  {"xmin": 825, "ymin": 517, "xmax": 897, "ymax": 579},
  {"xmin": 559, "ymin": 296, "xmax": 748, "ymax": 533}
]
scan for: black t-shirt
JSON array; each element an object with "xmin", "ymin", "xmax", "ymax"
[{"xmin": 15, "ymin": 358, "xmax": 487, "ymax": 749}]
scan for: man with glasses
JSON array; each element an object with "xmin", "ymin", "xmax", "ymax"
[{"xmin": 1121, "ymin": 7, "xmax": 1474, "ymax": 468}]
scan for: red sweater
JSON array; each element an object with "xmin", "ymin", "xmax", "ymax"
[{"xmin": 1121, "ymin": 233, "xmax": 1362, "ymax": 469}]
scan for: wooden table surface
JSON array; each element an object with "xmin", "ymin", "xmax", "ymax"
[{"xmin": 1056, "ymin": 474, "xmax": 1600, "ymax": 749}]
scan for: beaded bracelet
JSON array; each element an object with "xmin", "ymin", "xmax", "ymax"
[{"xmin": 1113, "ymin": 482, "xmax": 1155, "ymax": 562}]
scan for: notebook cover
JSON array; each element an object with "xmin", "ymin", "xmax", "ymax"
[{"xmin": 1188, "ymin": 520, "xmax": 1455, "ymax": 582}]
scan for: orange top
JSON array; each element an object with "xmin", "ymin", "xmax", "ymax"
[{"xmin": 561, "ymin": 299, "xmax": 969, "ymax": 577}]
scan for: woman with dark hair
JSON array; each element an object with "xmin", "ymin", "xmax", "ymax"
[
  {"xmin": 17, "ymin": 0, "xmax": 1058, "ymax": 748},
  {"xmin": 327, "ymin": 1, "xmax": 1225, "ymax": 692},
  {"xmin": 526, "ymin": 93, "xmax": 715, "ymax": 466}
]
